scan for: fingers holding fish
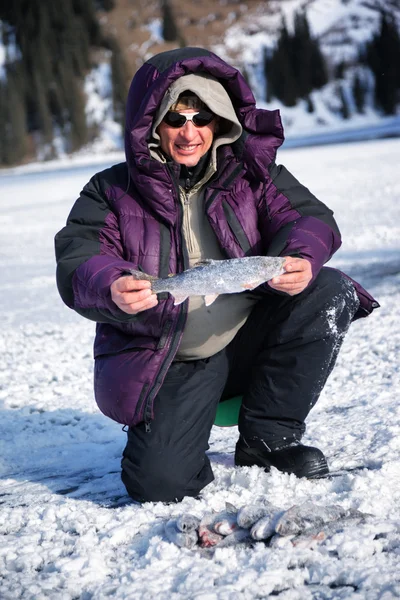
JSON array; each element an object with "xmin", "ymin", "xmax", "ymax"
[
  {"xmin": 111, "ymin": 276, "xmax": 158, "ymax": 314},
  {"xmin": 269, "ymin": 257, "xmax": 313, "ymax": 295}
]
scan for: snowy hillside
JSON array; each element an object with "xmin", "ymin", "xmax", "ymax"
[
  {"xmin": 76, "ymin": 0, "xmax": 400, "ymax": 156},
  {"xmin": 1, "ymin": 0, "xmax": 399, "ymax": 164},
  {"xmin": 213, "ymin": 0, "xmax": 400, "ymax": 140},
  {"xmin": 0, "ymin": 138, "xmax": 399, "ymax": 598}
]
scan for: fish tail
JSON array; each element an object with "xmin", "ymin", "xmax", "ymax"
[{"xmin": 129, "ymin": 268, "xmax": 158, "ymax": 282}]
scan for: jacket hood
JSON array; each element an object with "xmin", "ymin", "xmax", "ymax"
[
  {"xmin": 124, "ymin": 47, "xmax": 284, "ymax": 182},
  {"xmin": 149, "ymin": 73, "xmax": 243, "ymax": 166}
]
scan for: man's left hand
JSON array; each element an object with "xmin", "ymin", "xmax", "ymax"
[{"xmin": 269, "ymin": 257, "xmax": 313, "ymax": 295}]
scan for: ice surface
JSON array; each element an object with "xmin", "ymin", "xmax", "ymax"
[{"xmin": 0, "ymin": 137, "xmax": 400, "ymax": 598}]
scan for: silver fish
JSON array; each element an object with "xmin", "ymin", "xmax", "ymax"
[
  {"xmin": 274, "ymin": 502, "xmax": 369, "ymax": 537},
  {"xmin": 198, "ymin": 512, "xmax": 224, "ymax": 548},
  {"xmin": 237, "ymin": 503, "xmax": 276, "ymax": 529},
  {"xmin": 164, "ymin": 519, "xmax": 198, "ymax": 549},
  {"xmin": 215, "ymin": 528, "xmax": 252, "ymax": 548},
  {"xmin": 251, "ymin": 514, "xmax": 280, "ymax": 541},
  {"xmin": 176, "ymin": 514, "xmax": 201, "ymax": 533},
  {"xmin": 213, "ymin": 512, "xmax": 239, "ymax": 536},
  {"xmin": 129, "ymin": 256, "xmax": 286, "ymax": 306},
  {"xmin": 291, "ymin": 515, "xmax": 368, "ymax": 549}
]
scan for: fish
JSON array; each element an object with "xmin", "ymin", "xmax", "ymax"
[
  {"xmin": 214, "ymin": 528, "xmax": 252, "ymax": 548},
  {"xmin": 176, "ymin": 514, "xmax": 201, "ymax": 533},
  {"xmin": 291, "ymin": 515, "xmax": 368, "ymax": 549},
  {"xmin": 197, "ymin": 504, "xmax": 238, "ymax": 546},
  {"xmin": 237, "ymin": 503, "xmax": 277, "ymax": 529},
  {"xmin": 165, "ymin": 501, "xmax": 371, "ymax": 551},
  {"xmin": 198, "ymin": 512, "xmax": 224, "ymax": 548},
  {"xmin": 251, "ymin": 514, "xmax": 280, "ymax": 541},
  {"xmin": 129, "ymin": 256, "xmax": 286, "ymax": 306},
  {"xmin": 274, "ymin": 502, "xmax": 350, "ymax": 536},
  {"xmin": 213, "ymin": 511, "xmax": 239, "ymax": 536},
  {"xmin": 164, "ymin": 518, "xmax": 198, "ymax": 549}
]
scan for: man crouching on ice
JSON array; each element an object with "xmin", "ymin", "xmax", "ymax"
[{"xmin": 55, "ymin": 47, "xmax": 378, "ymax": 503}]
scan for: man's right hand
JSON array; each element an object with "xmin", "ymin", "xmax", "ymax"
[{"xmin": 111, "ymin": 276, "xmax": 158, "ymax": 315}]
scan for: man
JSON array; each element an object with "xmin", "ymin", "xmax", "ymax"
[{"xmin": 55, "ymin": 47, "xmax": 378, "ymax": 503}]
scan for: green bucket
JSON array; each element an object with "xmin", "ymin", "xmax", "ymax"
[{"xmin": 214, "ymin": 395, "xmax": 242, "ymax": 427}]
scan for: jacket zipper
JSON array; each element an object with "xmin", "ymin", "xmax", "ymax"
[
  {"xmin": 138, "ymin": 163, "xmax": 244, "ymax": 430},
  {"xmin": 139, "ymin": 168, "xmax": 189, "ymax": 432}
]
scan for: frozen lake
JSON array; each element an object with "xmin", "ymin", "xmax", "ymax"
[{"xmin": 0, "ymin": 138, "xmax": 399, "ymax": 599}]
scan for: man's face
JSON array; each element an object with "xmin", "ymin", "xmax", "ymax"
[{"xmin": 157, "ymin": 109, "xmax": 217, "ymax": 167}]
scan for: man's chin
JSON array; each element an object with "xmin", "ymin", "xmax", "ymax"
[{"xmin": 175, "ymin": 156, "xmax": 201, "ymax": 167}]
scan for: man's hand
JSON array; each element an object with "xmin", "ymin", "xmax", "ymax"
[
  {"xmin": 269, "ymin": 257, "xmax": 313, "ymax": 296},
  {"xmin": 111, "ymin": 276, "xmax": 158, "ymax": 314}
]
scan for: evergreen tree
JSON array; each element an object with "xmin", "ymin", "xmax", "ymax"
[
  {"xmin": 72, "ymin": 0, "xmax": 102, "ymax": 47},
  {"xmin": 292, "ymin": 11, "xmax": 313, "ymax": 98},
  {"xmin": 306, "ymin": 95, "xmax": 314, "ymax": 113},
  {"xmin": 366, "ymin": 11, "xmax": 400, "ymax": 114},
  {"xmin": 0, "ymin": 0, "xmax": 109, "ymax": 163},
  {"xmin": 57, "ymin": 60, "xmax": 88, "ymax": 152},
  {"xmin": 265, "ymin": 11, "xmax": 327, "ymax": 106},
  {"xmin": 338, "ymin": 84, "xmax": 350, "ymax": 120},
  {"xmin": 334, "ymin": 61, "xmax": 346, "ymax": 79},
  {"xmin": 32, "ymin": 70, "xmax": 53, "ymax": 144},
  {"xmin": 0, "ymin": 66, "xmax": 27, "ymax": 164},
  {"xmin": 264, "ymin": 19, "xmax": 298, "ymax": 106},
  {"xmin": 106, "ymin": 35, "xmax": 129, "ymax": 128},
  {"xmin": 309, "ymin": 36, "xmax": 328, "ymax": 90},
  {"xmin": 162, "ymin": 0, "xmax": 179, "ymax": 42},
  {"xmin": 353, "ymin": 72, "xmax": 366, "ymax": 114},
  {"xmin": 96, "ymin": 0, "xmax": 116, "ymax": 10}
]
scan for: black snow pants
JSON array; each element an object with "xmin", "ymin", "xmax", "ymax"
[{"xmin": 121, "ymin": 268, "xmax": 360, "ymax": 503}]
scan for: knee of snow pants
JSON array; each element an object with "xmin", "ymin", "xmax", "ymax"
[
  {"xmin": 120, "ymin": 353, "xmax": 229, "ymax": 503},
  {"xmin": 235, "ymin": 267, "xmax": 360, "ymax": 444},
  {"xmin": 121, "ymin": 427, "xmax": 214, "ymax": 503}
]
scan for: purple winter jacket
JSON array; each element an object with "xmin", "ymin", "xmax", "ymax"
[{"xmin": 55, "ymin": 47, "xmax": 378, "ymax": 426}]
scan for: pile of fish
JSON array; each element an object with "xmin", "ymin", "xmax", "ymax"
[{"xmin": 164, "ymin": 501, "xmax": 369, "ymax": 551}]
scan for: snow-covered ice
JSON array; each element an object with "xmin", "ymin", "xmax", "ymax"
[{"xmin": 0, "ymin": 138, "xmax": 400, "ymax": 598}]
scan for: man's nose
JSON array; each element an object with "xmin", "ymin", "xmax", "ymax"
[{"xmin": 179, "ymin": 121, "xmax": 197, "ymax": 139}]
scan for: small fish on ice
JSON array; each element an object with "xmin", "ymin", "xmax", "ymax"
[
  {"xmin": 163, "ymin": 501, "xmax": 372, "ymax": 551},
  {"xmin": 129, "ymin": 256, "xmax": 286, "ymax": 306}
]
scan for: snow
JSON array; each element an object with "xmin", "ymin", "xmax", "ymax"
[
  {"xmin": 82, "ymin": 61, "xmax": 124, "ymax": 155},
  {"xmin": 0, "ymin": 20, "xmax": 21, "ymax": 81},
  {"xmin": 0, "ymin": 136, "xmax": 399, "ymax": 598},
  {"xmin": 140, "ymin": 19, "xmax": 164, "ymax": 59}
]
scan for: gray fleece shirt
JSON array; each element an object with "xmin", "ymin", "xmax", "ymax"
[{"xmin": 150, "ymin": 74, "xmax": 260, "ymax": 360}]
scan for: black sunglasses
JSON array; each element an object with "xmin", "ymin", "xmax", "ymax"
[{"xmin": 163, "ymin": 110, "xmax": 215, "ymax": 128}]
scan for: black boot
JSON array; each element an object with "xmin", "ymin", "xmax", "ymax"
[{"xmin": 235, "ymin": 436, "xmax": 329, "ymax": 479}]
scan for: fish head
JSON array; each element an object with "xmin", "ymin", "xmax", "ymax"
[
  {"xmin": 241, "ymin": 256, "xmax": 286, "ymax": 289},
  {"xmin": 258, "ymin": 256, "xmax": 286, "ymax": 279}
]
